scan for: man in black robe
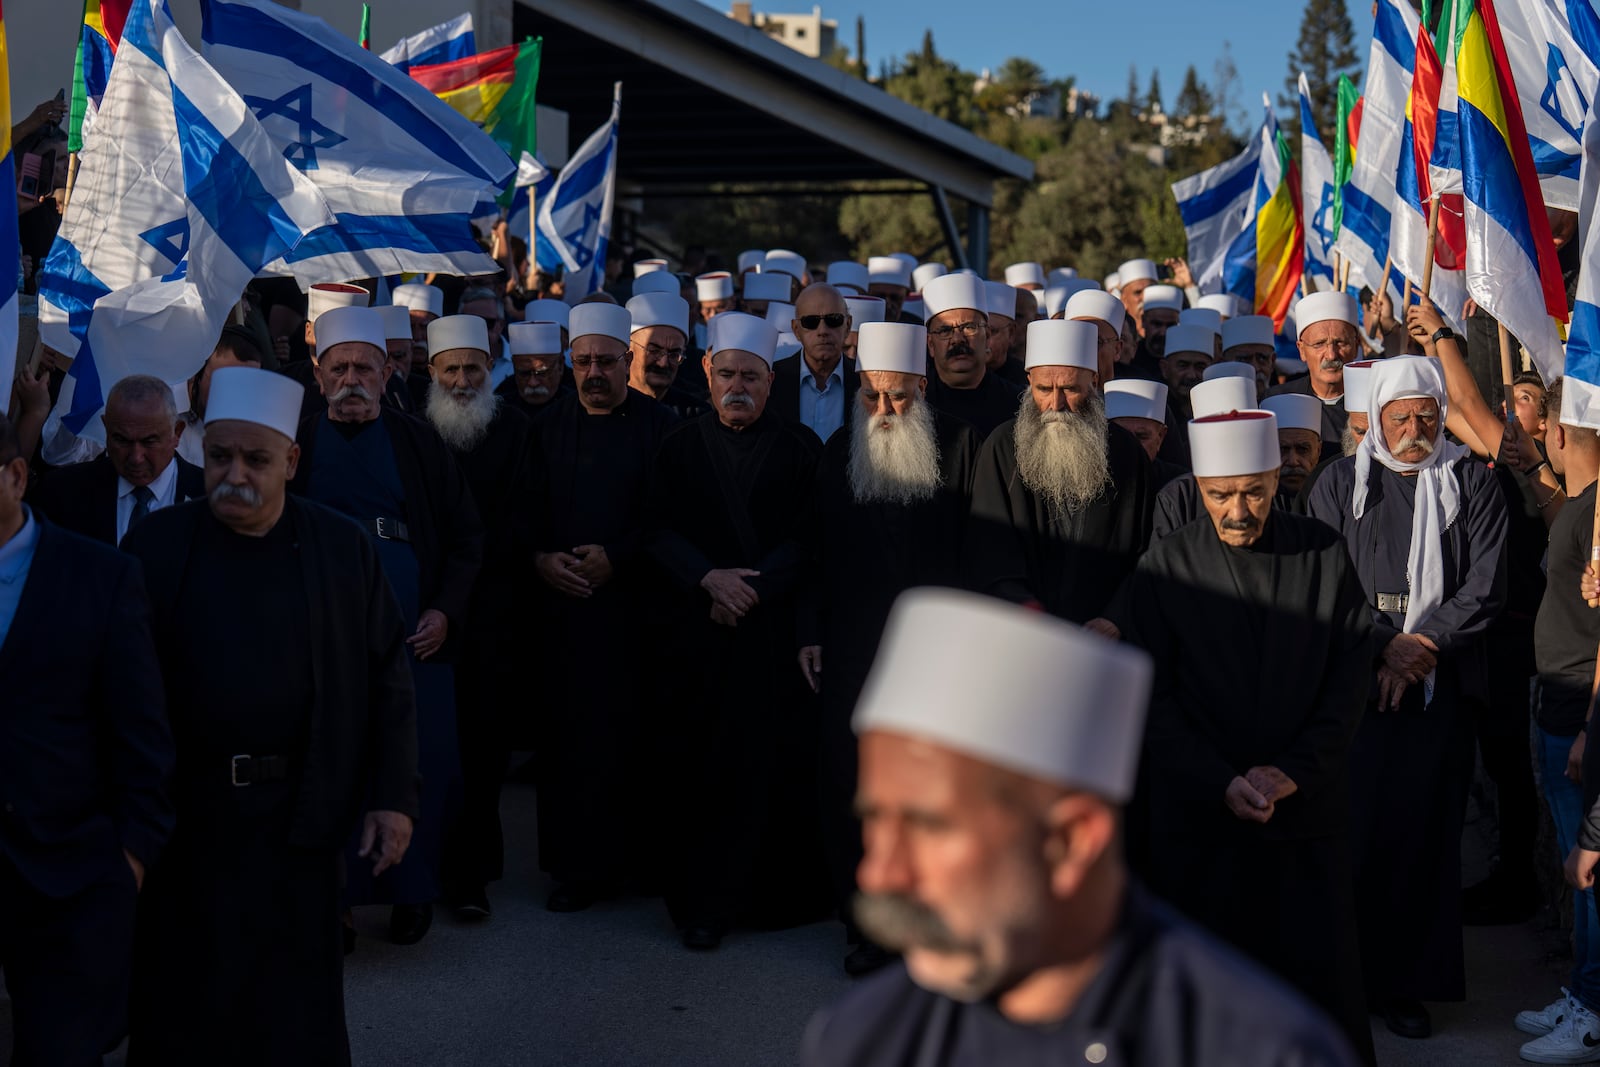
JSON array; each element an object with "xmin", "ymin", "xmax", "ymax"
[
  {"xmin": 378, "ymin": 305, "xmax": 421, "ymax": 415},
  {"xmin": 967, "ymin": 319, "xmax": 1151, "ymax": 624},
  {"xmin": 289, "ymin": 306, "xmax": 484, "ymax": 948},
  {"xmin": 528, "ymin": 302, "xmax": 675, "ymax": 912},
  {"xmin": 1105, "ymin": 378, "xmax": 1184, "ymax": 489},
  {"xmin": 625, "ymin": 291, "xmax": 709, "ymax": 420},
  {"xmin": 1063, "ymin": 288, "xmax": 1126, "ymax": 396},
  {"xmin": 920, "ymin": 274, "xmax": 1021, "ymax": 438},
  {"xmin": 805, "ymin": 589, "xmax": 1359, "ymax": 1067},
  {"xmin": 122, "ymin": 368, "xmax": 418, "ymax": 1065},
  {"xmin": 647, "ymin": 312, "xmax": 824, "ymax": 951},
  {"xmin": 1266, "ymin": 293, "xmax": 1365, "ymax": 456},
  {"xmin": 1307, "ymin": 356, "xmax": 1507, "ymax": 1040},
  {"xmin": 418, "ymin": 316, "xmax": 536, "ymax": 920},
  {"xmin": 1118, "ymin": 410, "xmax": 1374, "ymax": 1061},
  {"xmin": 797, "ymin": 320, "xmax": 978, "ymax": 976},
  {"xmin": 498, "ymin": 321, "xmax": 572, "ymax": 419}
]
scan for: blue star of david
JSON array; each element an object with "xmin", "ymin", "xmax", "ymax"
[
  {"xmin": 562, "ymin": 202, "xmax": 602, "ymax": 269},
  {"xmin": 140, "ymin": 216, "xmax": 191, "ymax": 268},
  {"xmin": 1312, "ymin": 182, "xmax": 1336, "ymax": 245},
  {"xmin": 243, "ymin": 84, "xmax": 347, "ymax": 171},
  {"xmin": 1542, "ymin": 43, "xmax": 1589, "ymax": 142}
]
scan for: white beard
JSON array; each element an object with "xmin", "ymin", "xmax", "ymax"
[
  {"xmin": 846, "ymin": 399, "xmax": 943, "ymax": 506},
  {"xmin": 426, "ymin": 381, "xmax": 500, "ymax": 451},
  {"xmin": 1012, "ymin": 391, "xmax": 1111, "ymax": 517}
]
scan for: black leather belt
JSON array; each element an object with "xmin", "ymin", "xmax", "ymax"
[
  {"xmin": 230, "ymin": 754, "xmax": 290, "ymax": 787},
  {"xmin": 1376, "ymin": 592, "xmax": 1409, "ymax": 613},
  {"xmin": 365, "ymin": 517, "xmax": 410, "ymax": 542}
]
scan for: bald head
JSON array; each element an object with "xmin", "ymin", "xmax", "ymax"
[{"xmin": 794, "ymin": 283, "xmax": 850, "ymax": 377}]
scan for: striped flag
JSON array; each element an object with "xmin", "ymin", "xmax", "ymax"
[
  {"xmin": 0, "ymin": 0, "xmax": 16, "ymax": 389},
  {"xmin": 1494, "ymin": 0, "xmax": 1600, "ymax": 212},
  {"xmin": 539, "ymin": 84, "xmax": 620, "ymax": 304},
  {"xmin": 1300, "ymin": 72, "xmax": 1339, "ymax": 289},
  {"xmin": 1561, "ymin": 73, "xmax": 1600, "ymax": 428},
  {"xmin": 1458, "ymin": 0, "xmax": 1570, "ymax": 379},
  {"xmin": 1222, "ymin": 97, "xmax": 1303, "ymax": 330},
  {"xmin": 380, "ymin": 13, "xmax": 475, "ymax": 74},
  {"xmin": 67, "ymin": 0, "xmax": 130, "ymax": 152},
  {"xmin": 1332, "ymin": 73, "xmax": 1362, "ymax": 240},
  {"xmin": 1171, "ymin": 139, "xmax": 1257, "ymax": 296}
]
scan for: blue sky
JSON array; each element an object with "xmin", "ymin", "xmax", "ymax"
[{"xmin": 704, "ymin": 0, "xmax": 1372, "ymax": 130}]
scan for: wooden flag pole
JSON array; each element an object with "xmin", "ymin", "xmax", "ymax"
[
  {"xmin": 1420, "ymin": 195, "xmax": 1442, "ymax": 302},
  {"xmin": 1497, "ymin": 322, "xmax": 1516, "ymax": 421},
  {"xmin": 61, "ymin": 152, "xmax": 81, "ymax": 214}
]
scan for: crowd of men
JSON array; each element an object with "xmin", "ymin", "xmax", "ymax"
[{"xmin": 3, "ymin": 241, "xmax": 1597, "ymax": 1065}]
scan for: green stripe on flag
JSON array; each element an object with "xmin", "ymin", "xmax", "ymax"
[
  {"xmin": 1332, "ymin": 74, "xmax": 1360, "ymax": 238},
  {"xmin": 487, "ymin": 37, "xmax": 541, "ymax": 206}
]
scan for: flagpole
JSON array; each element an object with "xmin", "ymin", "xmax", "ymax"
[
  {"xmin": 62, "ymin": 152, "xmax": 80, "ymax": 214},
  {"xmin": 1498, "ymin": 322, "xmax": 1516, "ymax": 418},
  {"xmin": 1420, "ymin": 195, "xmax": 1442, "ymax": 301},
  {"xmin": 528, "ymin": 183, "xmax": 537, "ymax": 294}
]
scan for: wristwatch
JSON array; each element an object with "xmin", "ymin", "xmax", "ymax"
[{"xmin": 1431, "ymin": 326, "xmax": 1456, "ymax": 344}]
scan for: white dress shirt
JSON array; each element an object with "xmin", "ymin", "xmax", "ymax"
[{"xmin": 116, "ymin": 459, "xmax": 180, "ymax": 545}]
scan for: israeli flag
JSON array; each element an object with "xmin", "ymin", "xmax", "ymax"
[
  {"xmin": 1299, "ymin": 72, "xmax": 1338, "ymax": 288},
  {"xmin": 1170, "ymin": 137, "xmax": 1256, "ymax": 296},
  {"xmin": 1497, "ymin": 0, "xmax": 1600, "ymax": 212},
  {"xmin": 202, "ymin": 0, "xmax": 513, "ymax": 285},
  {"xmin": 379, "ymin": 13, "xmax": 475, "ymax": 74},
  {"xmin": 538, "ymin": 85, "xmax": 620, "ymax": 304},
  {"xmin": 36, "ymin": 0, "xmax": 331, "ymax": 445},
  {"xmin": 1562, "ymin": 79, "xmax": 1600, "ymax": 429}
]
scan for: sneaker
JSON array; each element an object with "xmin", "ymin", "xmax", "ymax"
[
  {"xmin": 1520, "ymin": 998, "xmax": 1600, "ymax": 1063},
  {"xmin": 1520, "ymin": 991, "xmax": 1577, "ymax": 1037}
]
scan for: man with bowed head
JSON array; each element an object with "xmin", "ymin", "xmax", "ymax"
[
  {"xmin": 802, "ymin": 588, "xmax": 1361, "ymax": 1066},
  {"xmin": 920, "ymin": 273, "xmax": 1024, "ymax": 439}
]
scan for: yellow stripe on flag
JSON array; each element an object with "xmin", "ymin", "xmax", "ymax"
[
  {"xmin": 434, "ymin": 80, "xmax": 513, "ymax": 125},
  {"xmin": 0, "ymin": 15, "xmax": 11, "ymax": 158},
  {"xmin": 1256, "ymin": 183, "xmax": 1299, "ymax": 313}
]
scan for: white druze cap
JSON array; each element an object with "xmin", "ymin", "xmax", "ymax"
[
  {"xmin": 696, "ymin": 271, "xmax": 735, "ymax": 303},
  {"xmin": 569, "ymin": 302, "xmax": 633, "ymax": 344},
  {"xmin": 1118, "ymin": 258, "xmax": 1159, "ymax": 283},
  {"xmin": 856, "ymin": 322, "xmax": 928, "ymax": 376},
  {"xmin": 632, "ymin": 271, "xmax": 680, "ymax": 297},
  {"xmin": 1202, "ymin": 361, "xmax": 1256, "ymax": 384},
  {"xmin": 632, "ymin": 258, "xmax": 669, "ymax": 278},
  {"xmin": 764, "ymin": 248, "xmax": 806, "ymax": 281},
  {"xmin": 508, "ymin": 321, "xmax": 563, "ymax": 356},
  {"xmin": 1104, "ymin": 271, "xmax": 1122, "ymax": 295},
  {"xmin": 1140, "ymin": 284, "xmax": 1184, "ymax": 312},
  {"xmin": 742, "ymin": 272, "xmax": 792, "ymax": 302},
  {"xmin": 868, "ymin": 255, "xmax": 911, "ymax": 289},
  {"xmin": 921, "ymin": 273, "xmax": 988, "ymax": 320},
  {"xmin": 912, "ymin": 262, "xmax": 948, "ymax": 292},
  {"xmin": 1046, "ymin": 279, "xmax": 1097, "ymax": 318},
  {"xmin": 1342, "ymin": 359, "xmax": 1379, "ymax": 415},
  {"xmin": 854, "ymin": 588, "xmax": 1152, "ymax": 801},
  {"xmin": 737, "ymin": 250, "xmax": 766, "ymax": 273},
  {"xmin": 1294, "ymin": 291, "xmax": 1361, "ymax": 333},
  {"xmin": 628, "ymin": 292, "xmax": 690, "ymax": 337},
  {"xmin": 1004, "ymin": 262, "xmax": 1046, "ymax": 288},
  {"xmin": 206, "ymin": 367, "xmax": 304, "ymax": 443},
  {"xmin": 1262, "ymin": 393, "xmax": 1324, "ymax": 434},
  {"xmin": 523, "ymin": 299, "xmax": 569, "ymax": 329},
  {"xmin": 1105, "ymin": 379, "xmax": 1169, "ymax": 423},
  {"xmin": 1222, "ymin": 315, "xmax": 1275, "ymax": 351},
  {"xmin": 845, "ymin": 295, "xmax": 886, "ymax": 327},
  {"xmin": 1179, "ymin": 307, "xmax": 1223, "ymax": 336},
  {"xmin": 890, "ymin": 252, "xmax": 920, "ymax": 275},
  {"xmin": 765, "ymin": 302, "xmax": 796, "ymax": 331},
  {"xmin": 1189, "ymin": 376, "xmax": 1257, "ymax": 418},
  {"xmin": 426, "ymin": 315, "xmax": 490, "ymax": 361},
  {"xmin": 1189, "ymin": 410, "xmax": 1282, "ymax": 478},
  {"xmin": 986, "ymin": 281, "xmax": 1017, "ymax": 318},
  {"xmin": 1163, "ymin": 324, "xmax": 1215, "ymax": 358},
  {"xmin": 1024, "ymin": 319, "xmax": 1098, "ymax": 372},
  {"xmin": 1047, "ymin": 267, "xmax": 1079, "ymax": 286},
  {"xmin": 827, "ymin": 260, "xmax": 869, "ymax": 293},
  {"xmin": 307, "ymin": 282, "xmax": 370, "ymax": 321},
  {"xmin": 314, "ymin": 305, "xmax": 387, "ymax": 359},
  {"xmin": 377, "ymin": 305, "xmax": 413, "ymax": 342},
  {"xmin": 1198, "ymin": 293, "xmax": 1240, "ymax": 319},
  {"xmin": 390, "ymin": 283, "xmax": 443, "ymax": 317},
  {"xmin": 708, "ymin": 312, "xmax": 778, "ymax": 366},
  {"xmin": 1066, "ymin": 289, "xmax": 1124, "ymax": 331}
]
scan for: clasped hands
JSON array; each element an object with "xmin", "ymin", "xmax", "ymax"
[{"xmin": 1225, "ymin": 766, "xmax": 1298, "ymax": 824}]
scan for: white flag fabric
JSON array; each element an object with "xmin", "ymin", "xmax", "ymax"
[
  {"xmin": 202, "ymin": 0, "xmax": 513, "ymax": 285},
  {"xmin": 1299, "ymin": 72, "xmax": 1338, "ymax": 289},
  {"xmin": 36, "ymin": 0, "xmax": 330, "ymax": 445},
  {"xmin": 1334, "ymin": 0, "xmax": 1421, "ymax": 301},
  {"xmin": 538, "ymin": 85, "xmax": 620, "ymax": 304},
  {"xmin": 1497, "ymin": 0, "xmax": 1600, "ymax": 212},
  {"xmin": 378, "ymin": 13, "xmax": 475, "ymax": 74},
  {"xmin": 1562, "ymin": 82, "xmax": 1600, "ymax": 428},
  {"xmin": 1170, "ymin": 138, "xmax": 1256, "ymax": 296}
]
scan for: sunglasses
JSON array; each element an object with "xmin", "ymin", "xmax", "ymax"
[{"xmin": 798, "ymin": 313, "xmax": 847, "ymax": 330}]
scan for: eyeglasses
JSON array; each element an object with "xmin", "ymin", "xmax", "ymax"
[
  {"xmin": 798, "ymin": 313, "xmax": 847, "ymax": 330},
  {"xmin": 637, "ymin": 342, "xmax": 685, "ymax": 362},
  {"xmin": 571, "ymin": 354, "xmax": 626, "ymax": 369},
  {"xmin": 1303, "ymin": 337, "xmax": 1356, "ymax": 354},
  {"xmin": 928, "ymin": 321, "xmax": 987, "ymax": 339}
]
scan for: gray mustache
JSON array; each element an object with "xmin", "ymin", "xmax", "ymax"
[{"xmin": 210, "ymin": 482, "xmax": 262, "ymax": 508}]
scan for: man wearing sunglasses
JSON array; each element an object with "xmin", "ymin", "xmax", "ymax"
[
  {"xmin": 770, "ymin": 284, "xmax": 860, "ymax": 443},
  {"xmin": 1266, "ymin": 293, "xmax": 1365, "ymax": 458}
]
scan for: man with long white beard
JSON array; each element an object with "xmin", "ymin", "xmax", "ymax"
[
  {"xmin": 967, "ymin": 319, "xmax": 1151, "ymax": 623},
  {"xmin": 799, "ymin": 321, "xmax": 979, "ymax": 977},
  {"xmin": 421, "ymin": 317, "xmax": 537, "ymax": 921}
]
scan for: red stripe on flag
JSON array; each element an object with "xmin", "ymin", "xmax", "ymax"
[
  {"xmin": 101, "ymin": 0, "xmax": 131, "ymax": 45},
  {"xmin": 1348, "ymin": 97, "xmax": 1364, "ymax": 149},
  {"xmin": 1411, "ymin": 27, "xmax": 1444, "ymax": 204},
  {"xmin": 409, "ymin": 44, "xmax": 519, "ymax": 94}
]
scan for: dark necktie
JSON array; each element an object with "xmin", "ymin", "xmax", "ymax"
[{"xmin": 130, "ymin": 485, "xmax": 156, "ymax": 528}]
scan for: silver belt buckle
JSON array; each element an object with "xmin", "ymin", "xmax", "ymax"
[
  {"xmin": 1376, "ymin": 592, "xmax": 1409, "ymax": 613},
  {"xmin": 375, "ymin": 517, "xmax": 395, "ymax": 540},
  {"xmin": 230, "ymin": 754, "xmax": 252, "ymax": 787}
]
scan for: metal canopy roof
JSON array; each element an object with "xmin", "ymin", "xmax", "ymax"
[{"xmin": 511, "ymin": 0, "xmax": 1032, "ymax": 207}]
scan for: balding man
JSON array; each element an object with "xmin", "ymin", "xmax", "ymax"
[
  {"xmin": 30, "ymin": 375, "xmax": 204, "ymax": 546},
  {"xmin": 1268, "ymin": 293, "xmax": 1365, "ymax": 457},
  {"xmin": 1121, "ymin": 411, "xmax": 1375, "ymax": 1060},
  {"xmin": 771, "ymin": 283, "xmax": 860, "ymax": 442},
  {"xmin": 921, "ymin": 274, "xmax": 1023, "ymax": 439},
  {"xmin": 803, "ymin": 589, "xmax": 1360, "ymax": 1067}
]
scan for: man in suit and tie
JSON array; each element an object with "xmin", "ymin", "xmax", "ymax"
[
  {"xmin": 0, "ymin": 410, "xmax": 175, "ymax": 1066},
  {"xmin": 770, "ymin": 283, "xmax": 859, "ymax": 442},
  {"xmin": 30, "ymin": 374, "xmax": 205, "ymax": 547}
]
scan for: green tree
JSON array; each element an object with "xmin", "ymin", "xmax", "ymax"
[
  {"xmin": 1174, "ymin": 65, "xmax": 1214, "ymax": 119},
  {"xmin": 1126, "ymin": 64, "xmax": 1140, "ymax": 109},
  {"xmin": 881, "ymin": 30, "xmax": 975, "ymax": 128},
  {"xmin": 1146, "ymin": 69, "xmax": 1163, "ymax": 114},
  {"xmin": 1283, "ymin": 0, "xmax": 1361, "ymax": 139}
]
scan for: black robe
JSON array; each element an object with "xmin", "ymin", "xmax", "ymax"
[
  {"xmin": 798, "ymin": 408, "xmax": 978, "ymax": 918},
  {"xmin": 1152, "ymin": 473, "xmax": 1302, "ymax": 542},
  {"xmin": 493, "ymin": 376, "xmax": 571, "ymax": 422},
  {"xmin": 967, "ymin": 419, "xmax": 1152, "ymax": 623},
  {"xmin": 925, "ymin": 371, "xmax": 1021, "ymax": 440},
  {"xmin": 1118, "ymin": 512, "xmax": 1375, "ymax": 1061},
  {"xmin": 1306, "ymin": 454, "xmax": 1508, "ymax": 1004},
  {"xmin": 122, "ymin": 499, "xmax": 418, "ymax": 1066},
  {"xmin": 528, "ymin": 389, "xmax": 677, "ymax": 886},
  {"xmin": 646, "ymin": 410, "xmax": 827, "ymax": 928},
  {"xmin": 802, "ymin": 885, "xmax": 1359, "ymax": 1067}
]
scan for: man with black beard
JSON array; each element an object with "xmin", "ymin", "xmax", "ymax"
[
  {"xmin": 497, "ymin": 321, "xmax": 571, "ymax": 419},
  {"xmin": 967, "ymin": 319, "xmax": 1151, "ymax": 624},
  {"xmin": 921, "ymin": 274, "xmax": 1023, "ymax": 439},
  {"xmin": 529, "ymin": 303, "xmax": 676, "ymax": 912},
  {"xmin": 798, "ymin": 321, "xmax": 979, "ymax": 977},
  {"xmin": 421, "ymin": 316, "xmax": 537, "ymax": 920}
]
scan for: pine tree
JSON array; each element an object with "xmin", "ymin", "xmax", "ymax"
[
  {"xmin": 1283, "ymin": 0, "xmax": 1361, "ymax": 138},
  {"xmin": 1174, "ymin": 65, "xmax": 1214, "ymax": 119},
  {"xmin": 1126, "ymin": 64, "xmax": 1140, "ymax": 109},
  {"xmin": 1146, "ymin": 69, "xmax": 1163, "ymax": 114}
]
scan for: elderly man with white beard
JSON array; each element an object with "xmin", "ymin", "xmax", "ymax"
[
  {"xmin": 420, "ymin": 317, "xmax": 539, "ymax": 921},
  {"xmin": 1307, "ymin": 356, "xmax": 1507, "ymax": 1041},
  {"xmin": 798, "ymin": 321, "xmax": 980, "ymax": 978},
  {"xmin": 967, "ymin": 319, "xmax": 1151, "ymax": 624}
]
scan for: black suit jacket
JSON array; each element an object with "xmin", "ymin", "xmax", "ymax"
[
  {"xmin": 769, "ymin": 353, "xmax": 859, "ymax": 438},
  {"xmin": 28, "ymin": 454, "xmax": 206, "ymax": 547},
  {"xmin": 0, "ymin": 516, "xmax": 174, "ymax": 897}
]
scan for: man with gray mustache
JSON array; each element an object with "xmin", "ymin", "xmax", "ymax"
[
  {"xmin": 1266, "ymin": 293, "xmax": 1366, "ymax": 458},
  {"xmin": 967, "ymin": 319, "xmax": 1151, "ymax": 625}
]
